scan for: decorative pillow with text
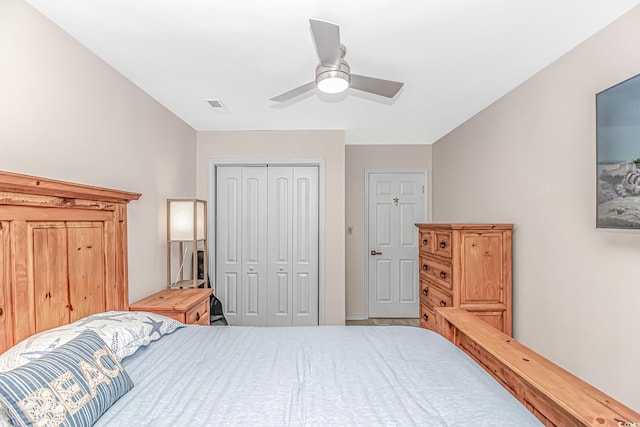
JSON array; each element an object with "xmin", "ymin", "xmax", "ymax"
[{"xmin": 0, "ymin": 330, "xmax": 133, "ymax": 427}]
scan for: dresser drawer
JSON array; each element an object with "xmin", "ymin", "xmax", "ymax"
[
  {"xmin": 186, "ymin": 299, "xmax": 210, "ymax": 325},
  {"xmin": 421, "ymin": 280, "xmax": 452, "ymax": 312},
  {"xmin": 419, "ymin": 304, "xmax": 437, "ymax": 331},
  {"xmin": 419, "ymin": 255, "xmax": 452, "ymax": 290},
  {"xmin": 419, "ymin": 230, "xmax": 434, "ymax": 253},
  {"xmin": 433, "ymin": 231, "xmax": 452, "ymax": 258}
]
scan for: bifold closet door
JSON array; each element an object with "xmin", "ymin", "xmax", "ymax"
[
  {"xmin": 267, "ymin": 167, "xmax": 318, "ymax": 326},
  {"xmin": 216, "ymin": 166, "xmax": 268, "ymax": 326},
  {"xmin": 216, "ymin": 165, "xmax": 318, "ymax": 326}
]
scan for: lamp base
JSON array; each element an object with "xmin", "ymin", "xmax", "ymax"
[{"xmin": 169, "ymin": 279, "xmax": 206, "ymax": 289}]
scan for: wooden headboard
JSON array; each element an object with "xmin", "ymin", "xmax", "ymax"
[{"xmin": 0, "ymin": 171, "xmax": 140, "ymax": 353}]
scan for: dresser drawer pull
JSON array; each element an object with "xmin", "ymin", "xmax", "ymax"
[
  {"xmin": 439, "ymin": 300, "xmax": 447, "ymax": 307},
  {"xmin": 422, "ymin": 264, "xmax": 428, "ymax": 271},
  {"xmin": 439, "ymin": 271, "xmax": 446, "ymax": 279},
  {"xmin": 422, "ymin": 288, "xmax": 429, "ymax": 296},
  {"xmin": 439, "ymin": 240, "xmax": 446, "ymax": 249},
  {"xmin": 195, "ymin": 312, "xmax": 201, "ymax": 321},
  {"xmin": 422, "ymin": 239, "xmax": 428, "ymax": 245},
  {"xmin": 422, "ymin": 313, "xmax": 429, "ymax": 321}
]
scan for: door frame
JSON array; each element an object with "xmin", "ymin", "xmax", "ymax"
[
  {"xmin": 208, "ymin": 158, "xmax": 325, "ymax": 325},
  {"xmin": 363, "ymin": 168, "xmax": 429, "ymax": 319}
]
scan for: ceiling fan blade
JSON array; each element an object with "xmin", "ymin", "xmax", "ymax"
[
  {"xmin": 350, "ymin": 74, "xmax": 404, "ymax": 98},
  {"xmin": 309, "ymin": 19, "xmax": 341, "ymax": 66},
  {"xmin": 270, "ymin": 81, "xmax": 316, "ymax": 102}
]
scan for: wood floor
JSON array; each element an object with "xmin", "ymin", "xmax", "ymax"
[{"xmin": 346, "ymin": 318, "xmax": 419, "ymax": 327}]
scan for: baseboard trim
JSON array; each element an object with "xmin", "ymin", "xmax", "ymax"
[{"xmin": 346, "ymin": 313, "xmax": 366, "ymax": 321}]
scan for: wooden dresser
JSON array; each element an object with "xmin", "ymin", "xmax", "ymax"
[{"xmin": 416, "ymin": 223, "xmax": 513, "ymax": 335}]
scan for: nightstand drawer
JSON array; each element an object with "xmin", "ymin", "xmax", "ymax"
[{"xmin": 186, "ymin": 299, "xmax": 210, "ymax": 325}]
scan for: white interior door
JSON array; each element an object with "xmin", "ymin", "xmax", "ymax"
[
  {"xmin": 368, "ymin": 172, "xmax": 425, "ymax": 318},
  {"xmin": 216, "ymin": 165, "xmax": 318, "ymax": 326}
]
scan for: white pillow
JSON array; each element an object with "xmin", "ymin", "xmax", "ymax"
[{"xmin": 0, "ymin": 311, "xmax": 183, "ymax": 372}]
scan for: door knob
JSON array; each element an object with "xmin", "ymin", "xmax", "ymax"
[
  {"xmin": 249, "ymin": 266, "xmax": 254, "ymax": 271},
  {"xmin": 370, "ymin": 250, "xmax": 382, "ymax": 256},
  {"xmin": 279, "ymin": 267, "xmax": 284, "ymax": 271}
]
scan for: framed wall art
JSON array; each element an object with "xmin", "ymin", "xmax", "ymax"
[{"xmin": 596, "ymin": 73, "xmax": 640, "ymax": 229}]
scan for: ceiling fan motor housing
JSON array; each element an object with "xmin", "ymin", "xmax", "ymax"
[{"xmin": 315, "ymin": 59, "xmax": 351, "ymax": 93}]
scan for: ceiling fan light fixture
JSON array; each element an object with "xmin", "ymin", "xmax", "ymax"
[
  {"xmin": 317, "ymin": 73, "xmax": 349, "ymax": 94},
  {"xmin": 315, "ymin": 61, "xmax": 351, "ymax": 94}
]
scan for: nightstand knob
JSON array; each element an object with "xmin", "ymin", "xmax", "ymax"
[
  {"xmin": 422, "ymin": 288, "xmax": 429, "ymax": 296},
  {"xmin": 422, "ymin": 264, "xmax": 428, "ymax": 271},
  {"xmin": 422, "ymin": 239, "xmax": 428, "ymax": 245},
  {"xmin": 439, "ymin": 300, "xmax": 447, "ymax": 307},
  {"xmin": 422, "ymin": 313, "xmax": 429, "ymax": 321},
  {"xmin": 439, "ymin": 271, "xmax": 446, "ymax": 279},
  {"xmin": 195, "ymin": 312, "xmax": 200, "ymax": 321},
  {"xmin": 439, "ymin": 240, "xmax": 446, "ymax": 249}
]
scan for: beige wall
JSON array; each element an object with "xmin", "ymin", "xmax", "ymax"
[
  {"xmin": 0, "ymin": 0, "xmax": 197, "ymax": 302},
  {"xmin": 432, "ymin": 6, "xmax": 640, "ymax": 410},
  {"xmin": 196, "ymin": 130, "xmax": 346, "ymax": 325},
  {"xmin": 345, "ymin": 145, "xmax": 432, "ymax": 318}
]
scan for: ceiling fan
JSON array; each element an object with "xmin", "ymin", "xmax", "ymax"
[{"xmin": 270, "ymin": 19, "xmax": 404, "ymax": 103}]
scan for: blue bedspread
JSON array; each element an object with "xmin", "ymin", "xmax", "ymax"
[{"xmin": 96, "ymin": 325, "xmax": 541, "ymax": 426}]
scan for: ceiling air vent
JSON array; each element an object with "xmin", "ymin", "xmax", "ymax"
[{"xmin": 205, "ymin": 99, "xmax": 230, "ymax": 114}]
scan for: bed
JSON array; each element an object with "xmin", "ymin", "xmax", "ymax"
[
  {"xmin": 0, "ymin": 171, "xmax": 638, "ymax": 427},
  {"xmin": 0, "ymin": 311, "xmax": 539, "ymax": 426}
]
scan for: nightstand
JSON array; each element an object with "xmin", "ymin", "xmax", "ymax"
[{"xmin": 129, "ymin": 288, "xmax": 213, "ymax": 325}]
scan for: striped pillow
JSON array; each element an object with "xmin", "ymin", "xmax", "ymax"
[{"xmin": 0, "ymin": 330, "xmax": 133, "ymax": 427}]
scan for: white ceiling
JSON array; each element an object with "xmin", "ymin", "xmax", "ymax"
[{"xmin": 25, "ymin": 0, "xmax": 640, "ymax": 144}]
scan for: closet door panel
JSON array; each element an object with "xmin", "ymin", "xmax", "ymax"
[
  {"xmin": 28, "ymin": 222, "xmax": 69, "ymax": 333},
  {"xmin": 241, "ymin": 168, "xmax": 268, "ymax": 326},
  {"xmin": 67, "ymin": 222, "xmax": 106, "ymax": 322},
  {"xmin": 292, "ymin": 167, "xmax": 319, "ymax": 326},
  {"xmin": 267, "ymin": 167, "xmax": 293, "ymax": 326},
  {"xmin": 216, "ymin": 167, "xmax": 243, "ymax": 325}
]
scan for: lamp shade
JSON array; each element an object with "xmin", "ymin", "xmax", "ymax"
[{"xmin": 168, "ymin": 199, "xmax": 205, "ymax": 241}]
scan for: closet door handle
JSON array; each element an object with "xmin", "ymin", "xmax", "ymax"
[{"xmin": 370, "ymin": 250, "xmax": 382, "ymax": 256}]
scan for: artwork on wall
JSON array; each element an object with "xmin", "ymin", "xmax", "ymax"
[{"xmin": 596, "ymin": 73, "xmax": 640, "ymax": 229}]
